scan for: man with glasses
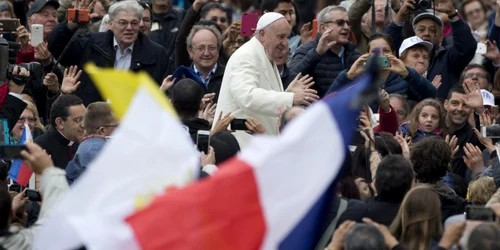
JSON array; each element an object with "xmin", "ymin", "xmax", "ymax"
[
  {"xmin": 460, "ymin": 64, "xmax": 492, "ymax": 92},
  {"xmin": 66, "ymin": 102, "xmax": 118, "ymax": 185},
  {"xmin": 48, "ymin": 0, "xmax": 174, "ymax": 106},
  {"xmin": 186, "ymin": 24, "xmax": 225, "ymax": 102},
  {"xmin": 34, "ymin": 95, "xmax": 85, "ymax": 170},
  {"xmin": 200, "ymin": 2, "xmax": 229, "ymax": 31},
  {"xmin": 289, "ymin": 5, "xmax": 360, "ymax": 98}
]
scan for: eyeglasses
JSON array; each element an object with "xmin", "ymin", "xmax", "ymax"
[
  {"xmin": 324, "ymin": 19, "xmax": 352, "ymax": 27},
  {"xmin": 396, "ymin": 110, "xmax": 406, "ymax": 116},
  {"xmin": 464, "ymin": 72, "xmax": 488, "ymax": 79},
  {"xmin": 18, "ymin": 117, "xmax": 35, "ymax": 123},
  {"xmin": 142, "ymin": 17, "xmax": 151, "ymax": 23},
  {"xmin": 114, "ymin": 19, "xmax": 140, "ymax": 28},
  {"xmin": 466, "ymin": 8, "xmax": 482, "ymax": 17},
  {"xmin": 210, "ymin": 17, "xmax": 228, "ymax": 23},
  {"xmin": 193, "ymin": 45, "xmax": 218, "ymax": 53}
]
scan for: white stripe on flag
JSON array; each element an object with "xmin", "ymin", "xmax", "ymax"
[{"xmin": 239, "ymin": 103, "xmax": 345, "ymax": 250}]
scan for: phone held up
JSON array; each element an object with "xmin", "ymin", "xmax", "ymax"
[
  {"xmin": 196, "ymin": 130, "xmax": 210, "ymax": 154},
  {"xmin": 240, "ymin": 13, "xmax": 258, "ymax": 37},
  {"xmin": 0, "ymin": 19, "xmax": 19, "ymax": 32},
  {"xmin": 465, "ymin": 205, "xmax": 496, "ymax": 221},
  {"xmin": 30, "ymin": 24, "xmax": 44, "ymax": 47},
  {"xmin": 230, "ymin": 119, "xmax": 248, "ymax": 131},
  {"xmin": 25, "ymin": 188, "xmax": 41, "ymax": 202}
]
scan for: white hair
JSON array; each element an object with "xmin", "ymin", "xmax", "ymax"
[{"xmin": 108, "ymin": 0, "xmax": 143, "ymax": 21}]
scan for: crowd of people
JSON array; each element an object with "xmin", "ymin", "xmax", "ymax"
[{"xmin": 1, "ymin": 0, "xmax": 500, "ymax": 248}]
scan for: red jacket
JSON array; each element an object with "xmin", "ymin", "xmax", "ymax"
[
  {"xmin": 374, "ymin": 105, "xmax": 398, "ymax": 135},
  {"xmin": 15, "ymin": 45, "xmax": 35, "ymax": 64}
]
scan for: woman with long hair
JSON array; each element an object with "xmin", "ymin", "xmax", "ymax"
[{"xmin": 390, "ymin": 185, "xmax": 443, "ymax": 250}]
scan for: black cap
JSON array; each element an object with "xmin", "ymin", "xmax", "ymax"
[{"xmin": 27, "ymin": 0, "xmax": 60, "ymax": 17}]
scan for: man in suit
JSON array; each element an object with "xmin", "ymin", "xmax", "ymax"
[
  {"xmin": 48, "ymin": 0, "xmax": 174, "ymax": 105},
  {"xmin": 34, "ymin": 95, "xmax": 85, "ymax": 169},
  {"xmin": 213, "ymin": 12, "xmax": 318, "ymax": 147}
]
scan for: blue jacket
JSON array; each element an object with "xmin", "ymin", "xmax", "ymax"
[
  {"xmin": 326, "ymin": 67, "xmax": 437, "ymax": 102},
  {"xmin": 397, "ymin": 123, "xmax": 442, "ymax": 143},
  {"xmin": 66, "ymin": 137, "xmax": 106, "ymax": 185},
  {"xmin": 384, "ymin": 18, "xmax": 476, "ymax": 99}
]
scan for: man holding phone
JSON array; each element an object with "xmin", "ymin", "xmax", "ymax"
[{"xmin": 214, "ymin": 12, "xmax": 318, "ymax": 147}]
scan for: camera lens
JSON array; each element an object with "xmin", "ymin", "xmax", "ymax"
[{"xmin": 418, "ymin": 0, "xmax": 430, "ymax": 9}]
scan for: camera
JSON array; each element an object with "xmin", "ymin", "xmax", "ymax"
[
  {"xmin": 417, "ymin": 0, "xmax": 431, "ymax": 9},
  {"xmin": 1, "ymin": 37, "xmax": 42, "ymax": 85}
]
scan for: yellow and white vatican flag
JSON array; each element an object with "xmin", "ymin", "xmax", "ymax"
[{"xmin": 33, "ymin": 65, "xmax": 200, "ymax": 250}]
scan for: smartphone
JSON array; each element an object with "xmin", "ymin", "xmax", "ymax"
[
  {"xmin": 196, "ymin": 130, "xmax": 210, "ymax": 154},
  {"xmin": 25, "ymin": 188, "xmax": 41, "ymax": 202},
  {"xmin": 311, "ymin": 19, "xmax": 318, "ymax": 39},
  {"xmin": 30, "ymin": 24, "xmax": 43, "ymax": 47},
  {"xmin": 0, "ymin": 19, "xmax": 19, "ymax": 32},
  {"xmin": 0, "ymin": 145, "xmax": 27, "ymax": 160},
  {"xmin": 9, "ymin": 184, "xmax": 23, "ymax": 193},
  {"xmin": 481, "ymin": 125, "xmax": 500, "ymax": 138},
  {"xmin": 476, "ymin": 43, "xmax": 487, "ymax": 54},
  {"xmin": 231, "ymin": 119, "xmax": 248, "ymax": 131},
  {"xmin": 466, "ymin": 205, "xmax": 496, "ymax": 221},
  {"xmin": 364, "ymin": 56, "xmax": 390, "ymax": 68},
  {"xmin": 240, "ymin": 13, "xmax": 258, "ymax": 37}
]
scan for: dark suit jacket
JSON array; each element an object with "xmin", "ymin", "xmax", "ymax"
[{"xmin": 34, "ymin": 127, "xmax": 79, "ymax": 169}]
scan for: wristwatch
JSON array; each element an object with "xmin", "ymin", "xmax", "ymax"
[{"xmin": 448, "ymin": 10, "xmax": 459, "ymax": 19}]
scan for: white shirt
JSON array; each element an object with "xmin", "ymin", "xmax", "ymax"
[{"xmin": 113, "ymin": 37, "xmax": 134, "ymax": 70}]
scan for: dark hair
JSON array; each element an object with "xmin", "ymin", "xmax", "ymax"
[
  {"xmin": 389, "ymin": 94, "xmax": 411, "ymax": 117},
  {"xmin": 138, "ymin": 1, "xmax": 152, "ymax": 20},
  {"xmin": 195, "ymin": 19, "xmax": 223, "ymax": 34},
  {"xmin": 338, "ymin": 173, "xmax": 361, "ymax": 200},
  {"xmin": 446, "ymin": 85, "xmax": 466, "ymax": 100},
  {"xmin": 0, "ymin": 186, "xmax": 11, "ymax": 231},
  {"xmin": 352, "ymin": 133, "xmax": 402, "ymax": 182},
  {"xmin": 467, "ymin": 223, "xmax": 500, "ymax": 250},
  {"xmin": 410, "ymin": 137, "xmax": 450, "ymax": 183},
  {"xmin": 0, "ymin": 160, "xmax": 8, "ymax": 183},
  {"xmin": 344, "ymin": 224, "xmax": 386, "ymax": 250},
  {"xmin": 83, "ymin": 102, "xmax": 115, "ymax": 135},
  {"xmin": 367, "ymin": 33, "xmax": 395, "ymax": 54},
  {"xmin": 459, "ymin": 63, "xmax": 491, "ymax": 84},
  {"xmin": 171, "ymin": 79, "xmax": 204, "ymax": 119},
  {"xmin": 200, "ymin": 2, "xmax": 226, "ymax": 19},
  {"xmin": 375, "ymin": 155, "xmax": 414, "ymax": 202},
  {"xmin": 49, "ymin": 95, "xmax": 84, "ymax": 127},
  {"xmin": 260, "ymin": 0, "xmax": 292, "ymax": 12},
  {"xmin": 210, "ymin": 131, "xmax": 240, "ymax": 165}
]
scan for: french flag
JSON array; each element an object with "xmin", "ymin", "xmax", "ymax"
[
  {"xmin": 125, "ymin": 73, "xmax": 373, "ymax": 250},
  {"xmin": 9, "ymin": 124, "xmax": 33, "ymax": 187}
]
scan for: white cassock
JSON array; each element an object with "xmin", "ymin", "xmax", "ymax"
[{"xmin": 213, "ymin": 37, "xmax": 294, "ymax": 148}]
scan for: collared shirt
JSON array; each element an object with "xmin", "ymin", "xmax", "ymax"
[
  {"xmin": 335, "ymin": 46, "xmax": 345, "ymax": 66},
  {"xmin": 57, "ymin": 130, "xmax": 75, "ymax": 146},
  {"xmin": 194, "ymin": 64, "xmax": 217, "ymax": 89},
  {"xmin": 113, "ymin": 37, "xmax": 134, "ymax": 70}
]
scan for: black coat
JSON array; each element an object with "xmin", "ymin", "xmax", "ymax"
[
  {"xmin": 450, "ymin": 123, "xmax": 485, "ymax": 178},
  {"xmin": 48, "ymin": 21, "xmax": 175, "ymax": 105},
  {"xmin": 150, "ymin": 7, "xmax": 184, "ymax": 59},
  {"xmin": 34, "ymin": 127, "xmax": 79, "ymax": 170},
  {"xmin": 337, "ymin": 196, "xmax": 401, "ymax": 227},
  {"xmin": 191, "ymin": 64, "xmax": 225, "ymax": 103},
  {"xmin": 288, "ymin": 38, "xmax": 360, "ymax": 98}
]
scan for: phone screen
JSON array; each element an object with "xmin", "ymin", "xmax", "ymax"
[
  {"xmin": 196, "ymin": 131, "xmax": 210, "ymax": 154},
  {"xmin": 231, "ymin": 119, "xmax": 248, "ymax": 130},
  {"xmin": 25, "ymin": 189, "xmax": 41, "ymax": 202},
  {"xmin": 0, "ymin": 145, "xmax": 27, "ymax": 160},
  {"xmin": 9, "ymin": 184, "xmax": 22, "ymax": 193},
  {"xmin": 466, "ymin": 205, "xmax": 496, "ymax": 221}
]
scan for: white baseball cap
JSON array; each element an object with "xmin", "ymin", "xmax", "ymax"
[
  {"xmin": 481, "ymin": 89, "xmax": 495, "ymax": 107},
  {"xmin": 399, "ymin": 36, "xmax": 434, "ymax": 57},
  {"xmin": 256, "ymin": 12, "xmax": 285, "ymax": 31}
]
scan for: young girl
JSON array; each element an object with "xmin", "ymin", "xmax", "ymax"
[{"xmin": 398, "ymin": 98, "xmax": 446, "ymax": 143}]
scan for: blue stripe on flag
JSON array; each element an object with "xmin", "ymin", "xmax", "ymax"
[
  {"xmin": 8, "ymin": 126, "xmax": 27, "ymax": 182},
  {"xmin": 278, "ymin": 72, "xmax": 373, "ymax": 250}
]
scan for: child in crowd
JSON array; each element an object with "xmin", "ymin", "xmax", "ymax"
[{"xmin": 398, "ymin": 98, "xmax": 447, "ymax": 142}]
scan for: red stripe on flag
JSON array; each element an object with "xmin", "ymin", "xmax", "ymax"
[
  {"xmin": 126, "ymin": 157, "xmax": 266, "ymax": 250},
  {"xmin": 16, "ymin": 163, "xmax": 32, "ymax": 187}
]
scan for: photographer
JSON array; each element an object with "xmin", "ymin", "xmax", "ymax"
[
  {"xmin": 0, "ymin": 142, "xmax": 68, "ymax": 249},
  {"xmin": 2, "ymin": 65, "xmax": 28, "ymax": 132}
]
